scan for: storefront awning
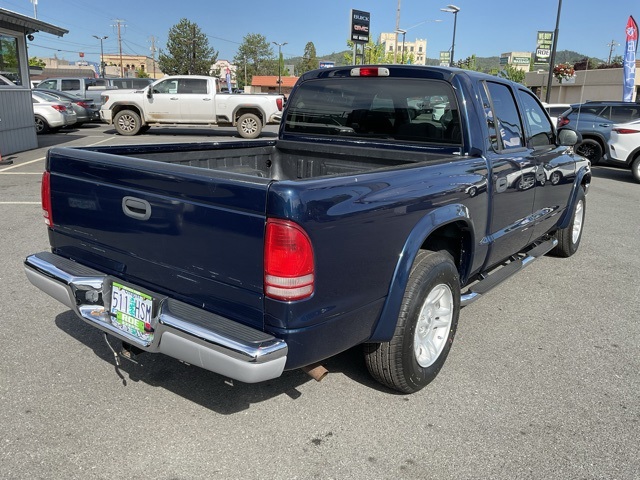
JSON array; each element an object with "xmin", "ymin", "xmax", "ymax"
[{"xmin": 0, "ymin": 8, "xmax": 68, "ymax": 37}]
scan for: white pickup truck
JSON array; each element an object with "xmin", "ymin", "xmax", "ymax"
[{"xmin": 100, "ymin": 75, "xmax": 284, "ymax": 139}]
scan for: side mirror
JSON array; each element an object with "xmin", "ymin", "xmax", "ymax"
[
  {"xmin": 557, "ymin": 128, "xmax": 582, "ymax": 146},
  {"xmin": 146, "ymin": 87, "xmax": 153, "ymax": 99}
]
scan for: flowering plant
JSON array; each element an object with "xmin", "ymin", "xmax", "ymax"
[{"xmin": 553, "ymin": 64, "xmax": 575, "ymax": 83}]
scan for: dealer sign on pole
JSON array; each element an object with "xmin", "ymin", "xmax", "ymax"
[{"xmin": 351, "ymin": 9, "xmax": 370, "ymax": 44}]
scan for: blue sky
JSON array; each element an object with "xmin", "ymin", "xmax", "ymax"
[{"xmin": 4, "ymin": 0, "xmax": 639, "ymax": 67}]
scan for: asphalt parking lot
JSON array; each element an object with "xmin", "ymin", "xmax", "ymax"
[{"xmin": 1, "ymin": 124, "xmax": 639, "ymax": 479}]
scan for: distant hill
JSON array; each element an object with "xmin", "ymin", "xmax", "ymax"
[{"xmin": 292, "ymin": 49, "xmax": 599, "ymax": 74}]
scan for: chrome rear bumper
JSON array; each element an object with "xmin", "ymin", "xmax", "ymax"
[{"xmin": 24, "ymin": 252, "xmax": 287, "ymax": 383}]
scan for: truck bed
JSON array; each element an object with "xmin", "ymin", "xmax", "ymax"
[{"xmin": 79, "ymin": 139, "xmax": 460, "ymax": 181}]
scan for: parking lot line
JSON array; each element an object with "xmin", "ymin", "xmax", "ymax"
[
  {"xmin": 0, "ymin": 201, "xmax": 40, "ymax": 204},
  {"xmin": 0, "ymin": 156, "xmax": 46, "ymax": 172}
]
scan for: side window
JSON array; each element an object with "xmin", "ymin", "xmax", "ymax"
[
  {"xmin": 518, "ymin": 89, "xmax": 553, "ymax": 147},
  {"xmin": 610, "ymin": 106, "xmax": 640, "ymax": 122},
  {"xmin": 153, "ymin": 79, "xmax": 178, "ymax": 94},
  {"xmin": 60, "ymin": 79, "xmax": 80, "ymax": 91},
  {"xmin": 38, "ymin": 80, "xmax": 56, "ymax": 90},
  {"xmin": 479, "ymin": 84, "xmax": 499, "ymax": 151},
  {"xmin": 486, "ymin": 82, "xmax": 524, "ymax": 149},
  {"xmin": 179, "ymin": 79, "xmax": 208, "ymax": 94}
]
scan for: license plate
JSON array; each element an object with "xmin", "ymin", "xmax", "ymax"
[{"xmin": 110, "ymin": 282, "xmax": 155, "ymax": 342}]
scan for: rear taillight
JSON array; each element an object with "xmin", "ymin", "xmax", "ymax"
[
  {"xmin": 558, "ymin": 117, "xmax": 569, "ymax": 127},
  {"xmin": 41, "ymin": 171, "xmax": 53, "ymax": 226},
  {"xmin": 264, "ymin": 219, "xmax": 314, "ymax": 301},
  {"xmin": 76, "ymin": 101, "xmax": 89, "ymax": 108},
  {"xmin": 276, "ymin": 97, "xmax": 283, "ymax": 111},
  {"xmin": 51, "ymin": 105, "xmax": 66, "ymax": 112},
  {"xmin": 612, "ymin": 128, "xmax": 640, "ymax": 134}
]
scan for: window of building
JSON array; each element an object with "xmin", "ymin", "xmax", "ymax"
[{"xmin": 0, "ymin": 34, "xmax": 24, "ymax": 86}]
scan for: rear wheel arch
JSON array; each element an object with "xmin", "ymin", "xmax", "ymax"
[
  {"xmin": 111, "ymin": 103, "xmax": 144, "ymax": 122},
  {"xmin": 233, "ymin": 106, "xmax": 265, "ymax": 126},
  {"xmin": 368, "ymin": 211, "xmax": 473, "ymax": 343}
]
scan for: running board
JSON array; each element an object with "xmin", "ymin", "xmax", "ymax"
[{"xmin": 460, "ymin": 237, "xmax": 558, "ymax": 307}]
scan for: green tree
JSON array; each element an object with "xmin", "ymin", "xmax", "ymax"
[
  {"xmin": 136, "ymin": 68, "xmax": 150, "ymax": 78},
  {"xmin": 344, "ymin": 40, "xmax": 386, "ymax": 65},
  {"xmin": 158, "ymin": 19, "xmax": 218, "ymax": 75},
  {"xmin": 299, "ymin": 42, "xmax": 318, "ymax": 74},
  {"xmin": 29, "ymin": 57, "xmax": 46, "ymax": 67},
  {"xmin": 233, "ymin": 33, "xmax": 274, "ymax": 89},
  {"xmin": 498, "ymin": 64, "xmax": 526, "ymax": 84}
]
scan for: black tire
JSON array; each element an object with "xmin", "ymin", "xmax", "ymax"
[
  {"xmin": 237, "ymin": 113, "xmax": 262, "ymax": 139},
  {"xmin": 632, "ymin": 156, "xmax": 640, "ymax": 183},
  {"xmin": 364, "ymin": 250, "xmax": 460, "ymax": 393},
  {"xmin": 550, "ymin": 187, "xmax": 586, "ymax": 257},
  {"xmin": 576, "ymin": 139, "xmax": 603, "ymax": 165},
  {"xmin": 34, "ymin": 115, "xmax": 49, "ymax": 134},
  {"xmin": 113, "ymin": 109, "xmax": 142, "ymax": 136}
]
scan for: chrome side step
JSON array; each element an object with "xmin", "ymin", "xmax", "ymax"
[{"xmin": 460, "ymin": 237, "xmax": 557, "ymax": 307}]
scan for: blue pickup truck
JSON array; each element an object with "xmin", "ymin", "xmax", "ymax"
[{"xmin": 25, "ymin": 66, "xmax": 590, "ymax": 393}]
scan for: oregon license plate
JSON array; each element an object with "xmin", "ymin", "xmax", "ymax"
[{"xmin": 110, "ymin": 282, "xmax": 155, "ymax": 342}]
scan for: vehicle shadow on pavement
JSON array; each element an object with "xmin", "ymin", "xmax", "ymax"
[
  {"xmin": 37, "ymin": 128, "xmax": 99, "ymax": 149},
  {"xmin": 54, "ymin": 310, "xmax": 314, "ymax": 412},
  {"xmin": 591, "ymin": 165, "xmax": 636, "ymax": 184},
  {"xmin": 54, "ymin": 309, "xmax": 396, "ymax": 410},
  {"xmin": 102, "ymin": 127, "xmax": 279, "ymax": 139}
]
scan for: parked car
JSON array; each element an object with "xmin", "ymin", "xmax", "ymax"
[
  {"xmin": 557, "ymin": 101, "xmax": 640, "ymax": 164},
  {"xmin": 34, "ymin": 88, "xmax": 99, "ymax": 125},
  {"xmin": 607, "ymin": 119, "xmax": 640, "ymax": 182},
  {"xmin": 32, "ymin": 91, "xmax": 77, "ymax": 133},
  {"xmin": 0, "ymin": 74, "xmax": 17, "ymax": 86},
  {"xmin": 541, "ymin": 102, "xmax": 570, "ymax": 128}
]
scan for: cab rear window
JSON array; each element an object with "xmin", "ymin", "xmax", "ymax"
[{"xmin": 284, "ymin": 78, "xmax": 461, "ymax": 145}]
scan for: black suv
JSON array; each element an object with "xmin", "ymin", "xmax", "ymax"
[{"xmin": 557, "ymin": 101, "xmax": 640, "ymax": 164}]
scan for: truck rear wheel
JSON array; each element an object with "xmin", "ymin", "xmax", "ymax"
[
  {"xmin": 114, "ymin": 110, "xmax": 142, "ymax": 136},
  {"xmin": 237, "ymin": 113, "xmax": 262, "ymax": 139},
  {"xmin": 364, "ymin": 250, "xmax": 460, "ymax": 393},
  {"xmin": 550, "ymin": 187, "xmax": 586, "ymax": 257}
]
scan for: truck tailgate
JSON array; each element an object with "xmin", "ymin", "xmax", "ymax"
[{"xmin": 46, "ymin": 147, "xmax": 270, "ymax": 330}]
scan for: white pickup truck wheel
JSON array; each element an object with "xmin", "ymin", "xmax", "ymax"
[
  {"xmin": 114, "ymin": 110, "xmax": 142, "ymax": 136},
  {"xmin": 237, "ymin": 113, "xmax": 262, "ymax": 139},
  {"xmin": 364, "ymin": 250, "xmax": 460, "ymax": 393}
]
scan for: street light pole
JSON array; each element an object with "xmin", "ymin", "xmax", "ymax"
[
  {"xmin": 440, "ymin": 5, "xmax": 460, "ymax": 67},
  {"xmin": 92, "ymin": 35, "xmax": 108, "ymax": 78},
  {"xmin": 272, "ymin": 41, "xmax": 287, "ymax": 95},
  {"xmin": 395, "ymin": 29, "xmax": 407, "ymax": 63},
  {"xmin": 545, "ymin": 0, "xmax": 563, "ymax": 103}
]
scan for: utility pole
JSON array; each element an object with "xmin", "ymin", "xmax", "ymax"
[
  {"xmin": 112, "ymin": 19, "xmax": 125, "ymax": 78},
  {"xmin": 607, "ymin": 39, "xmax": 620, "ymax": 64},
  {"xmin": 545, "ymin": 0, "xmax": 562, "ymax": 103},
  {"xmin": 149, "ymin": 35, "xmax": 157, "ymax": 78},
  {"xmin": 191, "ymin": 24, "xmax": 196, "ymax": 75},
  {"xmin": 394, "ymin": 0, "xmax": 401, "ymax": 64}
]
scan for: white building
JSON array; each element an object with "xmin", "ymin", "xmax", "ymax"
[
  {"xmin": 211, "ymin": 59, "xmax": 237, "ymax": 91},
  {"xmin": 379, "ymin": 33, "xmax": 427, "ymax": 65}
]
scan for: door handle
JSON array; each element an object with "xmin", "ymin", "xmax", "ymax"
[
  {"xmin": 122, "ymin": 196, "xmax": 151, "ymax": 220},
  {"xmin": 598, "ymin": 123, "xmax": 611, "ymax": 127},
  {"xmin": 203, "ymin": 98, "xmax": 212, "ymax": 101},
  {"xmin": 170, "ymin": 97, "xmax": 179, "ymax": 100}
]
